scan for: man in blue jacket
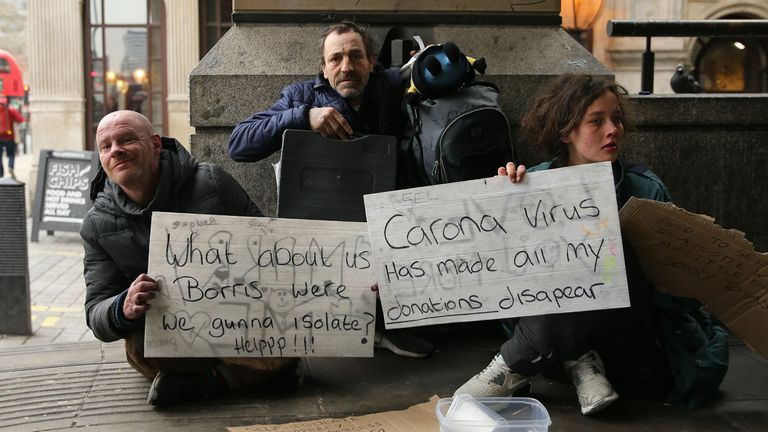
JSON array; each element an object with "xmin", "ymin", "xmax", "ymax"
[
  {"xmin": 228, "ymin": 22, "xmax": 432, "ymax": 358},
  {"xmin": 227, "ymin": 21, "xmax": 407, "ymax": 162}
]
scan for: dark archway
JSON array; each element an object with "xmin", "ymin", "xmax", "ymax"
[{"xmin": 693, "ymin": 13, "xmax": 768, "ymax": 92}]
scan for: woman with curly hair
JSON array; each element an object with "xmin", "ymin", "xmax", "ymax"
[{"xmin": 454, "ymin": 74, "xmax": 728, "ymax": 415}]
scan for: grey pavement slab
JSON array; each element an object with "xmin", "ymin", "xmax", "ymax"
[
  {"xmin": 0, "ymin": 224, "xmax": 92, "ymax": 349},
  {"xmin": 1, "ymin": 325, "xmax": 767, "ymax": 431}
]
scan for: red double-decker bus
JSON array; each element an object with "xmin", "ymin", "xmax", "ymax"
[
  {"xmin": 0, "ymin": 49, "xmax": 28, "ymax": 151},
  {"xmin": 0, "ymin": 49, "xmax": 24, "ymax": 99}
]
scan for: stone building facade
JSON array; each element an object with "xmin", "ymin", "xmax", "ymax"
[
  {"xmin": 592, "ymin": 0, "xmax": 768, "ymax": 93},
  {"xmin": 27, "ymin": 0, "xmax": 221, "ymax": 152},
  {"xmin": 23, "ymin": 0, "xmax": 768, "ymax": 153},
  {"xmin": 19, "ymin": 1, "xmax": 768, "ymax": 248}
]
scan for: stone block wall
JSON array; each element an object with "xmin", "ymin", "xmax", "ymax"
[{"xmin": 620, "ymin": 95, "xmax": 768, "ymax": 251}]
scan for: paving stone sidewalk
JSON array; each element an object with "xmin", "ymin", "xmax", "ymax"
[{"xmin": 0, "ymin": 224, "xmax": 93, "ymax": 349}]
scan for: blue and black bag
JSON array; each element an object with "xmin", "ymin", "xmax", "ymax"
[{"xmin": 401, "ymin": 42, "xmax": 514, "ymax": 185}]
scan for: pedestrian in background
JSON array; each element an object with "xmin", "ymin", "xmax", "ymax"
[{"xmin": 0, "ymin": 97, "xmax": 25, "ymax": 179}]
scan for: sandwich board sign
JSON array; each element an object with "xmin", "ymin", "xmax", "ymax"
[{"xmin": 30, "ymin": 150, "xmax": 98, "ymax": 242}]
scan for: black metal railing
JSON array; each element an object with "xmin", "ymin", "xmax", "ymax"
[{"xmin": 607, "ymin": 19, "xmax": 768, "ymax": 94}]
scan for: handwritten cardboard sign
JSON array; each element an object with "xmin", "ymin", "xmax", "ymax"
[
  {"xmin": 364, "ymin": 161, "xmax": 629, "ymax": 329},
  {"xmin": 145, "ymin": 212, "xmax": 376, "ymax": 358},
  {"xmin": 620, "ymin": 197, "xmax": 768, "ymax": 359}
]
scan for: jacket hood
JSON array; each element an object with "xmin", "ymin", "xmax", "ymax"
[{"xmin": 89, "ymin": 137, "xmax": 199, "ymax": 217}]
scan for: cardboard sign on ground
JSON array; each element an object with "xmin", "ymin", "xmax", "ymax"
[
  {"xmin": 620, "ymin": 198, "xmax": 768, "ymax": 359},
  {"xmin": 228, "ymin": 396, "xmax": 439, "ymax": 432},
  {"xmin": 364, "ymin": 162, "xmax": 630, "ymax": 329},
  {"xmin": 144, "ymin": 212, "xmax": 376, "ymax": 358}
]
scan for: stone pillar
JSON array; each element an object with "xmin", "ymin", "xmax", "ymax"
[
  {"xmin": 27, "ymin": 0, "xmax": 85, "ymax": 152},
  {"xmin": 27, "ymin": 0, "xmax": 84, "ymax": 215},
  {"xmin": 164, "ymin": 0, "xmax": 199, "ymax": 148}
]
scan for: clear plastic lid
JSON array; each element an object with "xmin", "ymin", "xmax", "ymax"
[{"xmin": 437, "ymin": 396, "xmax": 551, "ymax": 432}]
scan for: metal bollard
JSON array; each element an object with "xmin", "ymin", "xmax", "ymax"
[{"xmin": 0, "ymin": 177, "xmax": 32, "ymax": 335}]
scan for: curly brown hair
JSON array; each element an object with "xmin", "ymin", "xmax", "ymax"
[{"xmin": 520, "ymin": 74, "xmax": 629, "ymax": 164}]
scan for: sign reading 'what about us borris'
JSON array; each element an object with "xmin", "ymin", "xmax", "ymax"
[
  {"xmin": 363, "ymin": 162, "xmax": 630, "ymax": 329},
  {"xmin": 144, "ymin": 214, "xmax": 376, "ymax": 358}
]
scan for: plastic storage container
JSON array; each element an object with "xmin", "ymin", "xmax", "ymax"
[{"xmin": 436, "ymin": 395, "xmax": 551, "ymax": 432}]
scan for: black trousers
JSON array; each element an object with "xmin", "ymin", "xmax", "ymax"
[
  {"xmin": 0, "ymin": 140, "xmax": 15, "ymax": 177},
  {"xmin": 500, "ymin": 247, "xmax": 659, "ymax": 377}
]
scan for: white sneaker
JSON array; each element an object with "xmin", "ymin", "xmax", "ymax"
[
  {"xmin": 454, "ymin": 354, "xmax": 529, "ymax": 397},
  {"xmin": 564, "ymin": 351, "xmax": 619, "ymax": 415}
]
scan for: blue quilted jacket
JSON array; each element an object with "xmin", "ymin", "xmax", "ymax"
[{"xmin": 228, "ymin": 67, "xmax": 407, "ymax": 162}]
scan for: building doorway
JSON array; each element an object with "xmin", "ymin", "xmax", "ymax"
[{"xmin": 84, "ymin": 0, "xmax": 166, "ymax": 149}]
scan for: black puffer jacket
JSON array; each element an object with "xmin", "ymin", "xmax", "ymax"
[{"xmin": 80, "ymin": 138, "xmax": 261, "ymax": 342}]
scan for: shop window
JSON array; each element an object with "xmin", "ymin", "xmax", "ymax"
[
  {"xmin": 199, "ymin": 0, "xmax": 232, "ymax": 58},
  {"xmin": 85, "ymin": 0, "xmax": 165, "ymax": 149}
]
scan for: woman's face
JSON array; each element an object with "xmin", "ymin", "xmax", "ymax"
[{"xmin": 564, "ymin": 90, "xmax": 624, "ymax": 166}]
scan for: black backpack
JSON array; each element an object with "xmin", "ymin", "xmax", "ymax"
[{"xmin": 401, "ymin": 43, "xmax": 514, "ymax": 185}]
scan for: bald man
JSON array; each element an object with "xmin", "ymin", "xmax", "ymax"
[{"xmin": 81, "ymin": 111, "xmax": 299, "ymax": 407}]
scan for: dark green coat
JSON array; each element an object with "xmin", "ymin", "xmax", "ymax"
[
  {"xmin": 530, "ymin": 159, "xmax": 729, "ymax": 408},
  {"xmin": 528, "ymin": 158, "xmax": 670, "ymax": 206}
]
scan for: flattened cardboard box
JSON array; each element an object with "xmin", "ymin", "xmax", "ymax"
[
  {"xmin": 620, "ymin": 198, "xmax": 768, "ymax": 359},
  {"xmin": 229, "ymin": 396, "xmax": 438, "ymax": 432}
]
